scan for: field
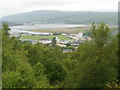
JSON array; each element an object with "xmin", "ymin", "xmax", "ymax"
[
  {"xmin": 31, "ymin": 27, "xmax": 90, "ymax": 34},
  {"xmin": 20, "ymin": 27, "xmax": 91, "ymax": 40},
  {"xmin": 20, "ymin": 35, "xmax": 69, "ymax": 40},
  {"xmin": 20, "ymin": 26, "xmax": 117, "ymax": 40}
]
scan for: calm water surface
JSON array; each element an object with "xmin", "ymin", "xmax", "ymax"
[{"xmin": 10, "ymin": 24, "xmax": 87, "ymax": 33}]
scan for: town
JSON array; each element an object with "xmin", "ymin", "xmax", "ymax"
[{"xmin": 9, "ymin": 30, "xmax": 91, "ymax": 52}]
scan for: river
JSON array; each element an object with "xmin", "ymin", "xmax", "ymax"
[{"xmin": 10, "ymin": 24, "xmax": 87, "ymax": 33}]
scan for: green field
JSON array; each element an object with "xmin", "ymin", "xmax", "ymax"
[{"xmin": 20, "ymin": 35, "xmax": 69, "ymax": 40}]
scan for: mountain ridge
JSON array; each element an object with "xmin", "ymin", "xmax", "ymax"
[{"xmin": 2, "ymin": 10, "xmax": 117, "ymax": 25}]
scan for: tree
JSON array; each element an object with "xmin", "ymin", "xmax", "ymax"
[
  {"xmin": 2, "ymin": 23, "xmax": 10, "ymax": 36},
  {"xmin": 2, "ymin": 24, "xmax": 40, "ymax": 88},
  {"xmin": 33, "ymin": 62, "xmax": 50, "ymax": 88},
  {"xmin": 117, "ymin": 32, "xmax": 120, "ymax": 81},
  {"xmin": 52, "ymin": 37, "xmax": 56, "ymax": 47},
  {"xmin": 42, "ymin": 58, "xmax": 67, "ymax": 84},
  {"xmin": 64, "ymin": 23, "xmax": 118, "ymax": 88}
]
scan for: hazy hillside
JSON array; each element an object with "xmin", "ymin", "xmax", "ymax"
[{"xmin": 2, "ymin": 10, "xmax": 117, "ymax": 25}]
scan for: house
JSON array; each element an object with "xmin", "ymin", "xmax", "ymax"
[
  {"xmin": 19, "ymin": 39, "xmax": 37, "ymax": 44},
  {"xmin": 61, "ymin": 33, "xmax": 67, "ymax": 36},
  {"xmin": 70, "ymin": 40, "xmax": 81, "ymax": 44},
  {"xmin": 56, "ymin": 37, "xmax": 60, "ymax": 43},
  {"xmin": 21, "ymin": 33, "xmax": 32, "ymax": 36},
  {"xmin": 38, "ymin": 39, "xmax": 52, "ymax": 44},
  {"xmin": 9, "ymin": 31, "xmax": 32, "ymax": 37},
  {"xmin": 67, "ymin": 32, "xmax": 84, "ymax": 40},
  {"xmin": 59, "ymin": 40, "xmax": 70, "ymax": 44},
  {"xmin": 71, "ymin": 44, "xmax": 79, "ymax": 47},
  {"xmin": 57, "ymin": 44, "xmax": 66, "ymax": 47},
  {"xmin": 75, "ymin": 32, "xmax": 83, "ymax": 38},
  {"xmin": 10, "ymin": 33, "xmax": 21, "ymax": 38},
  {"xmin": 69, "ymin": 40, "xmax": 82, "ymax": 47},
  {"xmin": 28, "ymin": 32, "xmax": 51, "ymax": 36},
  {"xmin": 63, "ymin": 49, "xmax": 73, "ymax": 53}
]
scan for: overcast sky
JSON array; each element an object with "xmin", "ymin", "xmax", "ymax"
[{"xmin": 0, "ymin": 0, "xmax": 119, "ymax": 17}]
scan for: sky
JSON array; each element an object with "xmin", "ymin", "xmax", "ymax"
[{"xmin": 0, "ymin": 0, "xmax": 119, "ymax": 16}]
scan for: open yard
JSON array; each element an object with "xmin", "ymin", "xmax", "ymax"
[{"xmin": 20, "ymin": 35, "xmax": 69, "ymax": 40}]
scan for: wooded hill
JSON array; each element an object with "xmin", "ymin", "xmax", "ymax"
[{"xmin": 2, "ymin": 10, "xmax": 117, "ymax": 25}]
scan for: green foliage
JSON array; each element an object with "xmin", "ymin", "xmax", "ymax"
[
  {"xmin": 91, "ymin": 23, "xmax": 111, "ymax": 47},
  {"xmin": 42, "ymin": 58, "xmax": 67, "ymax": 83},
  {"xmin": 2, "ymin": 72, "xmax": 23, "ymax": 88},
  {"xmin": 117, "ymin": 32, "xmax": 120, "ymax": 81},
  {"xmin": 2, "ymin": 23, "xmax": 50, "ymax": 88},
  {"xmin": 2, "ymin": 23, "xmax": 10, "ymax": 36},
  {"xmin": 64, "ymin": 23, "xmax": 118, "ymax": 88},
  {"xmin": 33, "ymin": 63, "xmax": 50, "ymax": 88},
  {"xmin": 2, "ymin": 23, "xmax": 118, "ymax": 88}
]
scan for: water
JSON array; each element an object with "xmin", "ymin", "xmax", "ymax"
[{"xmin": 10, "ymin": 24, "xmax": 87, "ymax": 33}]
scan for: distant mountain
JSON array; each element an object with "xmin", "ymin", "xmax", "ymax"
[
  {"xmin": 2, "ymin": 10, "xmax": 118, "ymax": 25},
  {"xmin": 1, "ymin": 20, "xmax": 22, "ymax": 26}
]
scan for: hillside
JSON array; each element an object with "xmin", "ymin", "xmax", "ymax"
[{"xmin": 2, "ymin": 10, "xmax": 117, "ymax": 25}]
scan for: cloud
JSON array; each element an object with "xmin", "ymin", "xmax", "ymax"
[
  {"xmin": 26, "ymin": 2, "xmax": 73, "ymax": 6},
  {"xmin": 0, "ymin": 0, "xmax": 119, "ymax": 16}
]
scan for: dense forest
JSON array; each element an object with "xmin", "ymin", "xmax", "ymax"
[{"xmin": 1, "ymin": 23, "xmax": 120, "ymax": 88}]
